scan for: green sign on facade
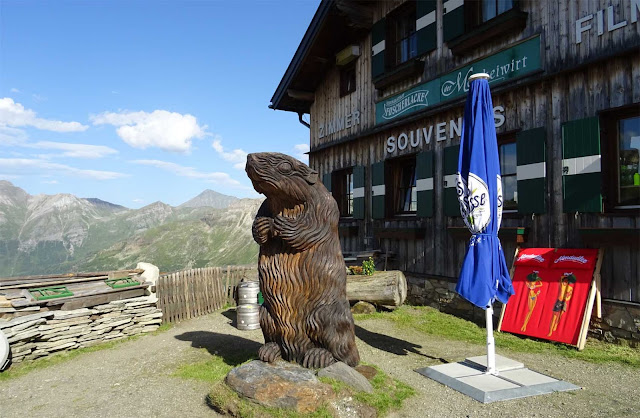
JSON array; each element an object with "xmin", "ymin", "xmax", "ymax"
[{"xmin": 375, "ymin": 36, "xmax": 541, "ymax": 124}]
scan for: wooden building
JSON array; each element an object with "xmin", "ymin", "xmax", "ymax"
[{"xmin": 270, "ymin": 0, "xmax": 640, "ymax": 344}]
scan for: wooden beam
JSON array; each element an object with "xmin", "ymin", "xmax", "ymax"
[
  {"xmin": 60, "ymin": 288, "xmax": 146, "ymax": 311},
  {"xmin": 287, "ymin": 89, "xmax": 315, "ymax": 101},
  {"xmin": 0, "ymin": 276, "xmax": 109, "ymax": 290},
  {"xmin": 0, "ymin": 269, "xmax": 144, "ymax": 284}
]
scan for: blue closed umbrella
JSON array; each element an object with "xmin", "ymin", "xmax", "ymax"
[{"xmin": 456, "ymin": 73, "xmax": 514, "ymax": 374}]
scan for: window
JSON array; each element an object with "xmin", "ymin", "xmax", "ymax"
[
  {"xmin": 340, "ymin": 64, "xmax": 356, "ymax": 97},
  {"xmin": 481, "ymin": 0, "xmax": 514, "ymax": 23},
  {"xmin": 387, "ymin": 3, "xmax": 417, "ymax": 68},
  {"xmin": 498, "ymin": 135, "xmax": 517, "ymax": 212},
  {"xmin": 387, "ymin": 156, "xmax": 417, "ymax": 215},
  {"xmin": 332, "ymin": 168, "xmax": 353, "ymax": 217},
  {"xmin": 603, "ymin": 108, "xmax": 640, "ymax": 209},
  {"xmin": 445, "ymin": 0, "xmax": 525, "ymax": 55},
  {"xmin": 467, "ymin": 0, "xmax": 514, "ymax": 27}
]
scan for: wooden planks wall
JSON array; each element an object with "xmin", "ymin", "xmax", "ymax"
[
  {"xmin": 312, "ymin": 55, "xmax": 639, "ymax": 299},
  {"xmin": 156, "ymin": 265, "xmax": 258, "ymax": 324},
  {"xmin": 310, "ymin": 0, "xmax": 640, "ymax": 150}
]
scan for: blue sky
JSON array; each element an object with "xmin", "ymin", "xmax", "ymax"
[{"xmin": 0, "ymin": 0, "xmax": 317, "ymax": 207}]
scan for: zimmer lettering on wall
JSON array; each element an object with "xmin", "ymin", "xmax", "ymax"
[
  {"xmin": 385, "ymin": 106, "xmax": 505, "ymax": 154},
  {"xmin": 318, "ymin": 109, "xmax": 361, "ymax": 139}
]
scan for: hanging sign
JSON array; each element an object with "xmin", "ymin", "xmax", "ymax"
[{"xmin": 375, "ymin": 36, "xmax": 541, "ymax": 125}]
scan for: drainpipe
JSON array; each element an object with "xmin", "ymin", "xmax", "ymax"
[{"xmin": 298, "ymin": 112, "xmax": 310, "ymax": 129}]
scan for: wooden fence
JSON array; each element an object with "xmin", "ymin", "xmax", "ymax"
[{"xmin": 156, "ymin": 265, "xmax": 258, "ymax": 323}]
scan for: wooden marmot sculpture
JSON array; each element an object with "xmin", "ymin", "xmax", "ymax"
[{"xmin": 245, "ymin": 152, "xmax": 360, "ymax": 369}]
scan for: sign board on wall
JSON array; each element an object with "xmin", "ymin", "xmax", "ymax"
[
  {"xmin": 385, "ymin": 106, "xmax": 506, "ymax": 154},
  {"xmin": 375, "ymin": 36, "xmax": 541, "ymax": 125}
]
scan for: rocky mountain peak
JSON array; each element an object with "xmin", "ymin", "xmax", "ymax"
[
  {"xmin": 178, "ymin": 189, "xmax": 238, "ymax": 209},
  {"xmin": 0, "ymin": 180, "xmax": 29, "ymax": 207}
]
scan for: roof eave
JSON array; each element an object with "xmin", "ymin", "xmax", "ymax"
[{"xmin": 269, "ymin": 0, "xmax": 334, "ymax": 113}]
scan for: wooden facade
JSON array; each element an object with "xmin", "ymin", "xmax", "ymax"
[{"xmin": 271, "ymin": 1, "xmax": 640, "ymax": 315}]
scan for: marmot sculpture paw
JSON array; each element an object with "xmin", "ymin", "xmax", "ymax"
[
  {"xmin": 302, "ymin": 347, "xmax": 336, "ymax": 369},
  {"xmin": 258, "ymin": 342, "xmax": 282, "ymax": 363}
]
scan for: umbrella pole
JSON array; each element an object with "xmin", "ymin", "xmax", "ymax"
[{"xmin": 486, "ymin": 304, "xmax": 497, "ymax": 375}]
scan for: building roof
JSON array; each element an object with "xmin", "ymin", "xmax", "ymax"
[{"xmin": 269, "ymin": 0, "xmax": 373, "ymax": 114}]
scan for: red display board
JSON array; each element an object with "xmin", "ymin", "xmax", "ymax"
[{"xmin": 499, "ymin": 248, "xmax": 599, "ymax": 346}]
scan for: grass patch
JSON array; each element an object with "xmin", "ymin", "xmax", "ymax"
[
  {"xmin": 354, "ymin": 306, "xmax": 640, "ymax": 368},
  {"xmin": 0, "ymin": 323, "xmax": 173, "ymax": 382},
  {"xmin": 173, "ymin": 349, "xmax": 256, "ymax": 383},
  {"xmin": 0, "ymin": 336, "xmax": 138, "ymax": 382},
  {"xmin": 177, "ymin": 354, "xmax": 414, "ymax": 417},
  {"xmin": 206, "ymin": 383, "xmax": 334, "ymax": 418},
  {"xmin": 320, "ymin": 364, "xmax": 415, "ymax": 417}
]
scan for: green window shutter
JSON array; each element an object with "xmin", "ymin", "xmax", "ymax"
[
  {"xmin": 371, "ymin": 18, "xmax": 386, "ymax": 79},
  {"xmin": 516, "ymin": 128, "xmax": 546, "ymax": 214},
  {"xmin": 352, "ymin": 166, "xmax": 365, "ymax": 220},
  {"xmin": 323, "ymin": 172, "xmax": 332, "ymax": 193},
  {"xmin": 372, "ymin": 161, "xmax": 385, "ymax": 219},
  {"xmin": 443, "ymin": 145, "xmax": 460, "ymax": 217},
  {"xmin": 562, "ymin": 117, "xmax": 603, "ymax": 213},
  {"xmin": 443, "ymin": 0, "xmax": 465, "ymax": 42},
  {"xmin": 416, "ymin": 0, "xmax": 437, "ymax": 55},
  {"xmin": 416, "ymin": 150, "xmax": 434, "ymax": 217}
]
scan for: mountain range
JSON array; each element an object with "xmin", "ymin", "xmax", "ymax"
[{"xmin": 0, "ymin": 181, "xmax": 262, "ymax": 277}]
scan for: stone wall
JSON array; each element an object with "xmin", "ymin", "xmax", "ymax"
[
  {"xmin": 0, "ymin": 296, "xmax": 162, "ymax": 365},
  {"xmin": 406, "ymin": 275, "xmax": 640, "ymax": 348},
  {"xmin": 588, "ymin": 302, "xmax": 640, "ymax": 347}
]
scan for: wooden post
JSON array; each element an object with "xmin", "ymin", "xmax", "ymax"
[
  {"xmin": 578, "ymin": 279, "xmax": 598, "ymax": 350},
  {"xmin": 595, "ymin": 248, "xmax": 604, "ymax": 319},
  {"xmin": 225, "ymin": 266, "xmax": 231, "ymax": 306}
]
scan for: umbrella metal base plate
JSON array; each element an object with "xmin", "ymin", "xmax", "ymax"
[{"xmin": 416, "ymin": 355, "xmax": 580, "ymax": 403}]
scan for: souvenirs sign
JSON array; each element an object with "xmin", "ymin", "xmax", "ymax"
[{"xmin": 375, "ymin": 36, "xmax": 541, "ymax": 124}]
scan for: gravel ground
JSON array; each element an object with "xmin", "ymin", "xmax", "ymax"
[{"xmin": 0, "ymin": 310, "xmax": 638, "ymax": 418}]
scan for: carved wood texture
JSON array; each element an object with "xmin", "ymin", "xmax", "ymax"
[{"xmin": 246, "ymin": 152, "xmax": 360, "ymax": 368}]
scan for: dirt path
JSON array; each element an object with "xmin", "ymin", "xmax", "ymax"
[{"xmin": 1, "ymin": 310, "xmax": 638, "ymax": 417}]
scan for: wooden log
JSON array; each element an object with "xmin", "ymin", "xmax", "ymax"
[{"xmin": 346, "ymin": 270, "xmax": 407, "ymax": 307}]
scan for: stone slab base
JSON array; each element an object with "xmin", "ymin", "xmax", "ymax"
[{"xmin": 416, "ymin": 355, "xmax": 580, "ymax": 403}]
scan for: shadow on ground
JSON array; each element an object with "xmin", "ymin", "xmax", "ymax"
[
  {"xmin": 175, "ymin": 330, "xmax": 261, "ymax": 366},
  {"xmin": 355, "ymin": 325, "xmax": 448, "ymax": 363},
  {"xmin": 219, "ymin": 308, "xmax": 236, "ymax": 326}
]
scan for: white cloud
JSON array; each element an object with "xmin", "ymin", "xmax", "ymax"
[
  {"xmin": 0, "ymin": 98, "xmax": 88, "ymax": 132},
  {"xmin": 27, "ymin": 141, "xmax": 118, "ymax": 159},
  {"xmin": 0, "ymin": 126, "xmax": 28, "ymax": 146},
  {"xmin": 131, "ymin": 159, "xmax": 242, "ymax": 186},
  {"xmin": 132, "ymin": 198, "xmax": 144, "ymax": 203},
  {"xmin": 293, "ymin": 143, "xmax": 309, "ymax": 163},
  {"xmin": 91, "ymin": 110, "xmax": 208, "ymax": 153},
  {"xmin": 32, "ymin": 94, "xmax": 47, "ymax": 103},
  {"xmin": 0, "ymin": 173, "xmax": 21, "ymax": 180},
  {"xmin": 212, "ymin": 136, "xmax": 247, "ymax": 169},
  {"xmin": 42, "ymin": 180, "xmax": 59, "ymax": 184},
  {"xmin": 10, "ymin": 88, "xmax": 20, "ymax": 93},
  {"xmin": 0, "ymin": 129, "xmax": 117, "ymax": 159},
  {"xmin": 0, "ymin": 158, "xmax": 127, "ymax": 180}
]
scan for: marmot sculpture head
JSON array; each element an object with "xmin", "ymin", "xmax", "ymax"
[{"xmin": 246, "ymin": 152, "xmax": 319, "ymax": 205}]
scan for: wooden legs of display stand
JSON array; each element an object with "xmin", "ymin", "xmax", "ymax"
[{"xmin": 577, "ymin": 248, "xmax": 604, "ymax": 351}]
